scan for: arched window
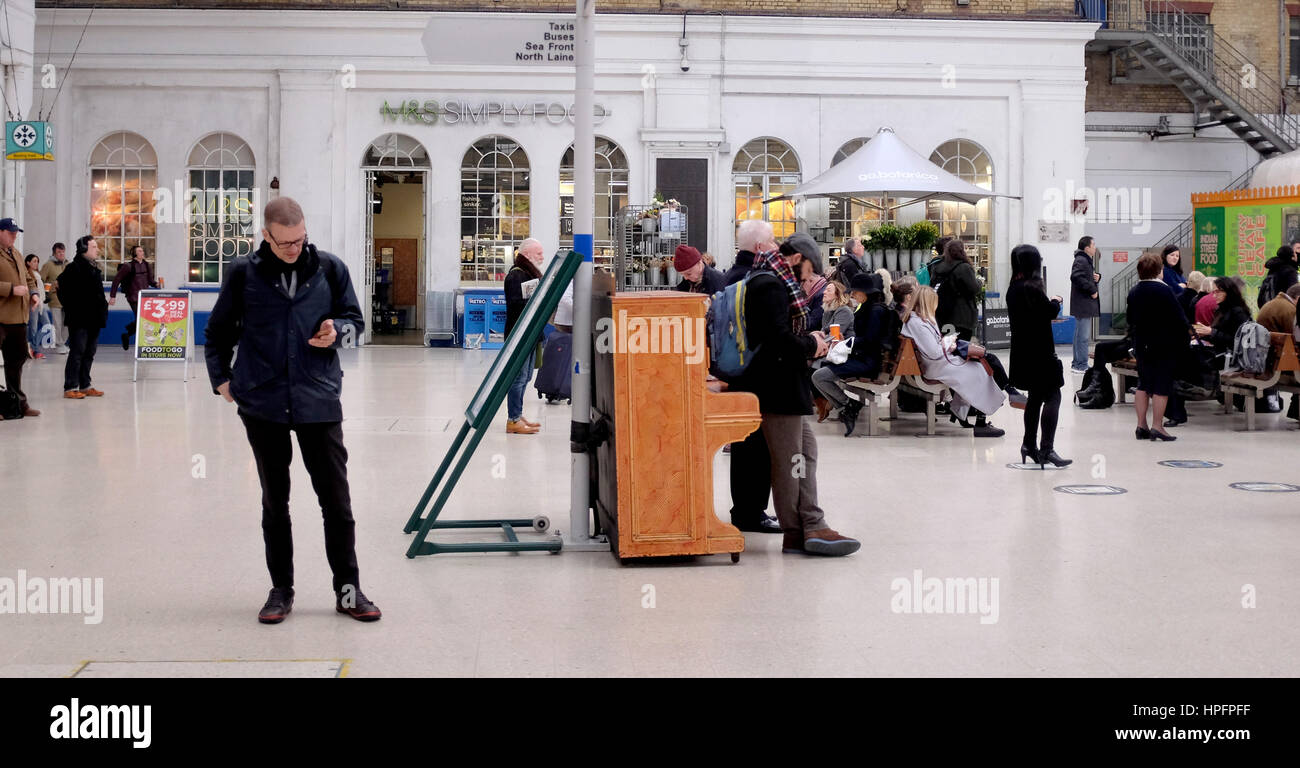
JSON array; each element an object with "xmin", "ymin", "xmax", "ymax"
[
  {"xmin": 187, "ymin": 133, "xmax": 256, "ymax": 284},
  {"xmin": 363, "ymin": 133, "xmax": 431, "ymax": 169},
  {"xmin": 461, "ymin": 136, "xmax": 530, "ymax": 284},
  {"xmin": 733, "ymin": 138, "xmax": 800, "ymax": 239},
  {"xmin": 828, "ymin": 137, "xmax": 888, "ymax": 242},
  {"xmin": 90, "ymin": 132, "xmax": 157, "ymax": 269},
  {"xmin": 559, "ymin": 137, "xmax": 628, "ymax": 270},
  {"xmin": 927, "ymin": 139, "xmax": 994, "ymax": 272}
]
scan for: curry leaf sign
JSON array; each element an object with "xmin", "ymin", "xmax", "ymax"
[{"xmin": 50, "ymin": 699, "xmax": 152, "ymax": 749}]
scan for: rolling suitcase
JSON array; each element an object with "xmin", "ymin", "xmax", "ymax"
[{"xmin": 535, "ymin": 329, "xmax": 572, "ymax": 402}]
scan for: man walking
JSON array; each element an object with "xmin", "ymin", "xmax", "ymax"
[
  {"xmin": 110, "ymin": 244, "xmax": 159, "ymax": 350},
  {"xmin": 1070, "ymin": 236, "xmax": 1101, "ymax": 373},
  {"xmin": 0, "ymin": 218, "xmax": 40, "ymax": 418},
  {"xmin": 40, "ymin": 242, "xmax": 69, "ymax": 353},
  {"xmin": 205, "ymin": 197, "xmax": 379, "ymax": 624}
]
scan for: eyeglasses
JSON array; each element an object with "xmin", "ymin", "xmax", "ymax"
[{"xmin": 266, "ymin": 231, "xmax": 307, "ymax": 251}]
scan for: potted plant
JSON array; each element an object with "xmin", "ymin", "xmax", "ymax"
[
  {"xmin": 905, "ymin": 221, "xmax": 940, "ymax": 272},
  {"xmin": 627, "ymin": 259, "xmax": 645, "ymax": 287},
  {"xmin": 860, "ymin": 233, "xmax": 877, "ymax": 271},
  {"xmin": 871, "ymin": 223, "xmax": 904, "ymax": 272}
]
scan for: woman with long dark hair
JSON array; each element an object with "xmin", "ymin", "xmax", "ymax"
[
  {"xmin": 1161, "ymin": 244, "xmax": 1186, "ymax": 294},
  {"xmin": 929, "ymin": 239, "xmax": 981, "ymax": 341},
  {"xmin": 1006, "ymin": 244, "xmax": 1070, "ymax": 466},
  {"xmin": 1193, "ymin": 276, "xmax": 1251, "ymax": 355}
]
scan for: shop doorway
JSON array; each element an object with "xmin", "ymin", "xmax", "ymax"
[{"xmin": 362, "ymin": 134, "xmax": 430, "ymax": 346}]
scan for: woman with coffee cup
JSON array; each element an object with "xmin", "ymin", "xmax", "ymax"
[{"xmin": 812, "ymin": 279, "xmax": 854, "ymax": 421}]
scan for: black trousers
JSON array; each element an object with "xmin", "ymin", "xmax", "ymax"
[
  {"xmin": 984, "ymin": 352, "xmax": 1010, "ymax": 390},
  {"xmin": 63, "ymin": 327, "xmax": 98, "ymax": 391},
  {"xmin": 1024, "ymin": 386, "xmax": 1062, "ymax": 452},
  {"xmin": 0, "ymin": 322, "xmax": 28, "ymax": 408},
  {"xmin": 728, "ymin": 426, "xmax": 772, "ymax": 523},
  {"xmin": 125, "ymin": 296, "xmax": 139, "ymax": 337},
  {"xmin": 240, "ymin": 412, "xmax": 360, "ymax": 594}
]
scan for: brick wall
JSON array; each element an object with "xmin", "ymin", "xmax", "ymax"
[
  {"xmin": 36, "ymin": 0, "xmax": 1078, "ymax": 17},
  {"xmin": 1085, "ymin": 50, "xmax": 1192, "ymax": 114}
]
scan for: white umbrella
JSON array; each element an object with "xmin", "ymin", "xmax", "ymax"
[{"xmin": 764, "ymin": 127, "xmax": 1019, "ymax": 209}]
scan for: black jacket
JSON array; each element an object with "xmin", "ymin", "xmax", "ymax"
[
  {"xmin": 110, "ymin": 259, "xmax": 158, "ymax": 303},
  {"xmin": 1207, "ymin": 302, "xmax": 1252, "ymax": 355},
  {"xmin": 729, "ymin": 272, "xmax": 816, "ymax": 415},
  {"xmin": 1070, "ymin": 250, "xmax": 1100, "ymax": 318},
  {"xmin": 503, "ymin": 264, "xmax": 539, "ymax": 336},
  {"xmin": 676, "ymin": 264, "xmax": 725, "ymax": 296},
  {"xmin": 846, "ymin": 299, "xmax": 891, "ymax": 377},
  {"xmin": 204, "ymin": 242, "xmax": 364, "ymax": 425},
  {"xmin": 1178, "ymin": 289, "xmax": 1206, "ymax": 324},
  {"xmin": 724, "ymin": 251, "xmax": 757, "ymax": 287},
  {"xmin": 57, "ymin": 256, "xmax": 108, "ymax": 331},
  {"xmin": 1006, "ymin": 277, "xmax": 1064, "ymax": 391},
  {"xmin": 832, "ymin": 251, "xmax": 865, "ymax": 287},
  {"xmin": 931, "ymin": 257, "xmax": 980, "ymax": 334},
  {"xmin": 1263, "ymin": 255, "xmax": 1299, "ymax": 297},
  {"xmin": 1126, "ymin": 280, "xmax": 1187, "ymax": 362}
]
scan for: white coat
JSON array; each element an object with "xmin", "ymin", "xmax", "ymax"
[{"xmin": 902, "ymin": 315, "xmax": 1004, "ymax": 420}]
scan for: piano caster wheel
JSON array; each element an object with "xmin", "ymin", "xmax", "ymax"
[
  {"xmin": 731, "ymin": 552, "xmax": 740, "ymax": 563},
  {"xmin": 532, "ymin": 515, "xmax": 551, "ymax": 534}
]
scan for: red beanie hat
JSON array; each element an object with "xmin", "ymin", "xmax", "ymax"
[{"xmin": 673, "ymin": 245, "xmax": 702, "ymax": 272}]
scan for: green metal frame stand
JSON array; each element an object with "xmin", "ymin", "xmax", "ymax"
[{"xmin": 403, "ymin": 251, "xmax": 582, "ymax": 558}]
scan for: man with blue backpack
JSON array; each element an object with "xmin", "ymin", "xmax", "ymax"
[{"xmin": 715, "ymin": 220, "xmax": 861, "ymax": 557}]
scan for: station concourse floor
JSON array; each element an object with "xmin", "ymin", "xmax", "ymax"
[{"xmin": 1, "ymin": 344, "xmax": 1297, "ymax": 678}]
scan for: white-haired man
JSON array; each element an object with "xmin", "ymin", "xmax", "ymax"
[{"xmin": 504, "ymin": 238, "xmax": 545, "ymax": 434}]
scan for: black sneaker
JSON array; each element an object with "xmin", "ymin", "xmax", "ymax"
[
  {"xmin": 336, "ymin": 590, "xmax": 382, "ymax": 622},
  {"xmin": 258, "ymin": 587, "xmax": 294, "ymax": 624},
  {"xmin": 120, "ymin": 333, "xmax": 130, "ymax": 351}
]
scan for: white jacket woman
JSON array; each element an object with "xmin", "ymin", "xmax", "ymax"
[{"xmin": 902, "ymin": 286, "xmax": 1004, "ymax": 426}]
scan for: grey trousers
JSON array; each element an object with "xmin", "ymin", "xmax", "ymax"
[{"xmin": 760, "ymin": 414, "xmax": 827, "ymax": 534}]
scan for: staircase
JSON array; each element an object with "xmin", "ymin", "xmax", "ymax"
[
  {"xmin": 1088, "ymin": 0, "xmax": 1299, "ymax": 158},
  {"xmin": 1108, "ymin": 161, "xmax": 1262, "ymax": 332}
]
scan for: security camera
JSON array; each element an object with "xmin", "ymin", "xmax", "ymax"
[{"xmin": 679, "ymin": 37, "xmax": 690, "ymax": 72}]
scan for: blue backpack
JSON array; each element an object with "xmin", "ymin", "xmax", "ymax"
[{"xmin": 707, "ymin": 273, "xmax": 760, "ymax": 378}]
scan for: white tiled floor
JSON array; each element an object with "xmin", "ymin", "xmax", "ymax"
[{"xmin": 1, "ymin": 344, "xmax": 1297, "ymax": 677}]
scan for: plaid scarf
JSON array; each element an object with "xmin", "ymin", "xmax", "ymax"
[{"xmin": 753, "ymin": 249, "xmax": 809, "ymax": 335}]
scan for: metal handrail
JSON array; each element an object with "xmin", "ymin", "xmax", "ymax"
[
  {"xmin": 1108, "ymin": 159, "xmax": 1263, "ymax": 326},
  {"xmin": 1101, "ymin": 0, "xmax": 1297, "ymax": 152}
]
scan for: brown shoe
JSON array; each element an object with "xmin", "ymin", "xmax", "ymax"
[
  {"xmin": 520, "ymin": 417, "xmax": 540, "ymax": 428},
  {"xmin": 21, "ymin": 405, "xmax": 40, "ymax": 417},
  {"xmin": 506, "ymin": 419, "xmax": 539, "ymax": 434},
  {"xmin": 781, "ymin": 530, "xmax": 806, "ymax": 554},
  {"xmin": 814, "ymin": 396, "xmax": 831, "ymax": 423},
  {"xmin": 64, "ymin": 390, "xmax": 86, "ymax": 399},
  {"xmin": 803, "ymin": 528, "xmax": 861, "ymax": 557},
  {"xmin": 82, "ymin": 388, "xmax": 104, "ymax": 397}
]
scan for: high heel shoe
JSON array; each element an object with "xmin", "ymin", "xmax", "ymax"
[
  {"xmin": 1135, "ymin": 426, "xmax": 1151, "ymax": 440},
  {"xmin": 1150, "ymin": 429, "xmax": 1177, "ymax": 442},
  {"xmin": 950, "ymin": 413, "xmax": 974, "ymax": 429},
  {"xmin": 1019, "ymin": 444, "xmax": 1040, "ymax": 464},
  {"xmin": 1038, "ymin": 449, "xmax": 1073, "ymax": 467}
]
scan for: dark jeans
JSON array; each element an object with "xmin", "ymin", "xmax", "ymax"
[
  {"xmin": 240, "ymin": 413, "xmax": 360, "ymax": 594},
  {"xmin": 728, "ymin": 425, "xmax": 772, "ymax": 524},
  {"xmin": 984, "ymin": 352, "xmax": 1010, "ymax": 390},
  {"xmin": 63, "ymin": 327, "xmax": 98, "ymax": 391},
  {"xmin": 1023, "ymin": 386, "xmax": 1062, "ymax": 452},
  {"xmin": 1090, "ymin": 338, "xmax": 1133, "ymax": 371},
  {"xmin": 125, "ymin": 296, "xmax": 139, "ymax": 338},
  {"xmin": 0, "ymin": 322, "xmax": 29, "ymax": 408}
]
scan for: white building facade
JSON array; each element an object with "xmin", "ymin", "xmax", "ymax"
[{"xmin": 22, "ymin": 9, "xmax": 1104, "ymax": 339}]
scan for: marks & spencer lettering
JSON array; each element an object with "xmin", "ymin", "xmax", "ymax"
[{"xmin": 380, "ymin": 99, "xmax": 610, "ymax": 126}]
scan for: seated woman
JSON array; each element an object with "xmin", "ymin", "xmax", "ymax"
[
  {"xmin": 812, "ymin": 279, "xmax": 854, "ymax": 422},
  {"xmin": 1178, "ymin": 270, "xmax": 1207, "ymax": 323},
  {"xmin": 1193, "ymin": 276, "xmax": 1251, "ymax": 358},
  {"xmin": 902, "ymin": 286, "xmax": 1007, "ymax": 437},
  {"xmin": 811, "ymin": 273, "xmax": 893, "ymax": 436}
]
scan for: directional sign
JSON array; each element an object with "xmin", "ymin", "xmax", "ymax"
[
  {"xmin": 5, "ymin": 121, "xmax": 54, "ymax": 161},
  {"xmin": 423, "ymin": 15, "xmax": 577, "ymax": 67}
]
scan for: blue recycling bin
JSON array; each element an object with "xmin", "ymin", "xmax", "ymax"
[{"xmin": 461, "ymin": 289, "xmax": 507, "ymax": 350}]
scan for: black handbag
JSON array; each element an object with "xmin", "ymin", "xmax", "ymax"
[{"xmin": 0, "ymin": 386, "xmax": 23, "ymax": 420}]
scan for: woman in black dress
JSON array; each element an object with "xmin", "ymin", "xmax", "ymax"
[
  {"xmin": 1126, "ymin": 253, "xmax": 1189, "ymax": 442},
  {"xmin": 1192, "ymin": 276, "xmax": 1251, "ymax": 355},
  {"xmin": 1006, "ymin": 245, "xmax": 1070, "ymax": 467}
]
